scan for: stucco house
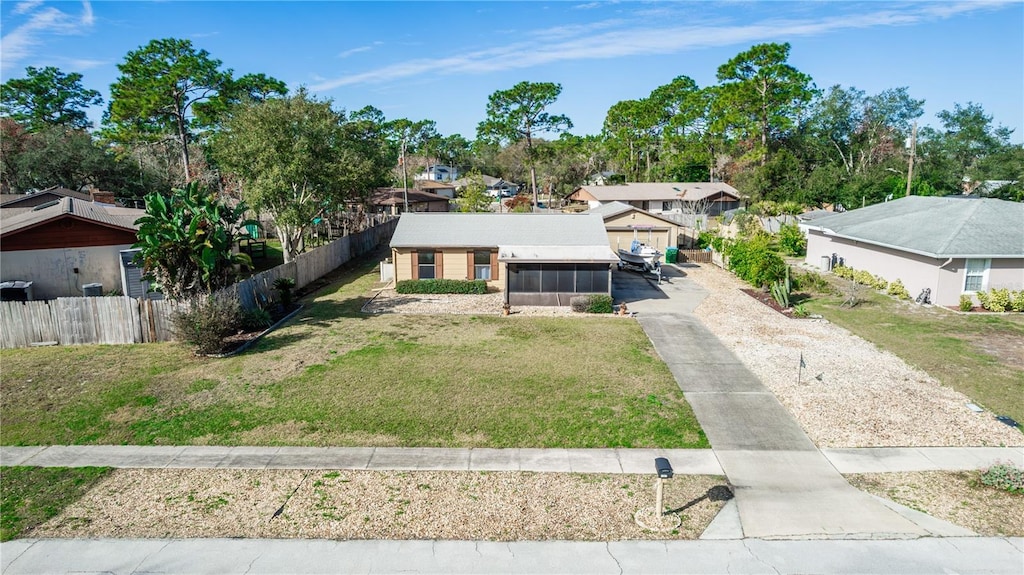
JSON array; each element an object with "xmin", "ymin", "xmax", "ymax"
[
  {"xmin": 0, "ymin": 197, "xmax": 146, "ymax": 299},
  {"xmin": 567, "ymin": 182, "xmax": 742, "ymax": 216},
  {"xmin": 390, "ymin": 213, "xmax": 618, "ymax": 306},
  {"xmin": 587, "ymin": 202, "xmax": 681, "ymax": 252},
  {"xmin": 802, "ymin": 196, "xmax": 1024, "ymax": 307}
]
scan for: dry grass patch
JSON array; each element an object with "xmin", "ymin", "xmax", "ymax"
[
  {"xmin": 32, "ymin": 469, "xmax": 727, "ymax": 541},
  {"xmin": 848, "ymin": 471, "xmax": 1024, "ymax": 536}
]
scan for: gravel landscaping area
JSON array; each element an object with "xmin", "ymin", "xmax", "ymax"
[
  {"xmin": 684, "ymin": 264, "xmax": 1023, "ymax": 448},
  {"xmin": 32, "ymin": 469, "xmax": 726, "ymax": 541},
  {"xmin": 363, "ymin": 289, "xmax": 576, "ymax": 316},
  {"xmin": 847, "ymin": 471, "xmax": 1024, "ymax": 536}
]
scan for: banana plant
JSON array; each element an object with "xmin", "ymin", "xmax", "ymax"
[{"xmin": 133, "ymin": 181, "xmax": 255, "ymax": 300}]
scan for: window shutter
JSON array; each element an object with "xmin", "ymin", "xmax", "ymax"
[
  {"xmin": 436, "ymin": 251, "xmax": 444, "ymax": 279},
  {"xmin": 467, "ymin": 251, "xmax": 474, "ymax": 280},
  {"xmin": 411, "ymin": 250, "xmax": 418, "ymax": 280},
  {"xmin": 490, "ymin": 251, "xmax": 498, "ymax": 280}
]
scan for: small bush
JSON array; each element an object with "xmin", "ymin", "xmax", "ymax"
[
  {"xmin": 241, "ymin": 308, "xmax": 273, "ymax": 330},
  {"xmin": 172, "ymin": 295, "xmax": 242, "ymax": 355},
  {"xmin": 832, "ymin": 265, "xmax": 854, "ymax": 280},
  {"xmin": 983, "ymin": 288, "xmax": 1012, "ymax": 312},
  {"xmin": 792, "ymin": 303, "xmax": 810, "ymax": 318},
  {"xmin": 959, "ymin": 294, "xmax": 974, "ymax": 312},
  {"xmin": 791, "ymin": 269, "xmax": 833, "ymax": 294},
  {"xmin": 724, "ymin": 234, "xmax": 786, "ymax": 288},
  {"xmin": 886, "ymin": 279, "xmax": 910, "ymax": 300},
  {"xmin": 569, "ymin": 294, "xmax": 613, "ymax": 313},
  {"xmin": 396, "ymin": 279, "xmax": 487, "ymax": 294},
  {"xmin": 1012, "ymin": 290, "xmax": 1024, "ymax": 313},
  {"xmin": 980, "ymin": 462, "xmax": 1024, "ymax": 494},
  {"xmin": 777, "ymin": 223, "xmax": 807, "ymax": 256},
  {"xmin": 273, "ymin": 277, "xmax": 296, "ymax": 308},
  {"xmin": 696, "ymin": 231, "xmax": 716, "ymax": 250}
]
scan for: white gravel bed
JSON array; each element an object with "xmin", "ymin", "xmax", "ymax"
[
  {"xmin": 363, "ymin": 288, "xmax": 576, "ymax": 317},
  {"xmin": 684, "ymin": 264, "xmax": 1023, "ymax": 448},
  {"xmin": 33, "ymin": 469, "xmax": 725, "ymax": 541}
]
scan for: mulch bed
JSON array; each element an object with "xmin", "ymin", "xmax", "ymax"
[{"xmin": 740, "ymin": 288, "xmax": 794, "ymax": 317}]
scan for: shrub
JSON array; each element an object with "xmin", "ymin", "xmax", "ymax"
[
  {"xmin": 978, "ymin": 288, "xmax": 1012, "ymax": 312},
  {"xmin": 832, "ymin": 265, "xmax": 854, "ymax": 280},
  {"xmin": 777, "ymin": 224, "xmax": 807, "ymax": 256},
  {"xmin": 724, "ymin": 234, "xmax": 786, "ymax": 288},
  {"xmin": 980, "ymin": 462, "xmax": 1024, "ymax": 494},
  {"xmin": 886, "ymin": 279, "xmax": 910, "ymax": 300},
  {"xmin": 1011, "ymin": 290, "xmax": 1024, "ymax": 313},
  {"xmin": 770, "ymin": 268, "xmax": 791, "ymax": 308},
  {"xmin": 710, "ymin": 235, "xmax": 726, "ymax": 253},
  {"xmin": 396, "ymin": 279, "xmax": 487, "ymax": 294},
  {"xmin": 241, "ymin": 307, "xmax": 273, "ymax": 330},
  {"xmin": 696, "ymin": 231, "xmax": 716, "ymax": 250},
  {"xmin": 569, "ymin": 294, "xmax": 613, "ymax": 313},
  {"xmin": 791, "ymin": 269, "xmax": 834, "ymax": 295},
  {"xmin": 871, "ymin": 275, "xmax": 889, "ymax": 291},
  {"xmin": 959, "ymin": 294, "xmax": 974, "ymax": 312},
  {"xmin": 792, "ymin": 303, "xmax": 810, "ymax": 318},
  {"xmin": 272, "ymin": 277, "xmax": 296, "ymax": 308},
  {"xmin": 172, "ymin": 295, "xmax": 242, "ymax": 355}
]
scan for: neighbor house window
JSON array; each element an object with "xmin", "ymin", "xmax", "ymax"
[
  {"xmin": 418, "ymin": 251, "xmax": 436, "ymax": 279},
  {"xmin": 963, "ymin": 258, "xmax": 990, "ymax": 292},
  {"xmin": 474, "ymin": 250, "xmax": 492, "ymax": 280}
]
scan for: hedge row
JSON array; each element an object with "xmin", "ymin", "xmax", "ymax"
[
  {"xmin": 832, "ymin": 265, "xmax": 910, "ymax": 299},
  {"xmin": 569, "ymin": 294, "xmax": 614, "ymax": 313},
  {"xmin": 976, "ymin": 289, "xmax": 1024, "ymax": 312},
  {"xmin": 395, "ymin": 279, "xmax": 487, "ymax": 294}
]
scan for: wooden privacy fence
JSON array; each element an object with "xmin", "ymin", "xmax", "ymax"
[
  {"xmin": 675, "ymin": 249, "xmax": 713, "ymax": 264},
  {"xmin": 0, "ymin": 218, "xmax": 397, "ymax": 349}
]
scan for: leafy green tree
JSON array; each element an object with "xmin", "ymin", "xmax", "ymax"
[
  {"xmin": 0, "ymin": 66, "xmax": 103, "ymax": 131},
  {"xmin": 715, "ymin": 43, "xmax": 815, "ymax": 166},
  {"xmin": 651, "ymin": 76, "xmax": 720, "ymax": 181},
  {"xmin": 602, "ymin": 98, "xmax": 662, "ymax": 182},
  {"xmin": 214, "ymin": 89, "xmax": 390, "ymax": 262},
  {"xmin": 105, "ymin": 38, "xmax": 233, "ymax": 182},
  {"xmin": 477, "ymin": 81, "xmax": 572, "ymax": 208},
  {"xmin": 918, "ymin": 102, "xmax": 1016, "ymax": 192},
  {"xmin": 456, "ymin": 172, "xmax": 492, "ymax": 212},
  {"xmin": 133, "ymin": 182, "xmax": 252, "ymax": 300},
  {"xmin": 6, "ymin": 126, "xmax": 115, "ymax": 192},
  {"xmin": 385, "ymin": 118, "xmax": 439, "ymax": 206}
]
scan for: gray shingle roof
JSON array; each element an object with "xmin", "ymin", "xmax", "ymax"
[
  {"xmin": 390, "ymin": 213, "xmax": 610, "ymax": 248},
  {"xmin": 806, "ymin": 196, "xmax": 1024, "ymax": 258},
  {"xmin": 0, "ymin": 197, "xmax": 144, "ymax": 236},
  {"xmin": 573, "ymin": 182, "xmax": 740, "ymax": 202},
  {"xmin": 586, "ymin": 201, "xmax": 682, "ymax": 226}
]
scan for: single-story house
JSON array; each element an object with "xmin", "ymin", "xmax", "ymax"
[
  {"xmin": 802, "ymin": 196, "xmax": 1024, "ymax": 307},
  {"xmin": 0, "ymin": 186, "xmax": 95, "ymax": 214},
  {"xmin": 452, "ymin": 174, "xmax": 520, "ymax": 198},
  {"xmin": 567, "ymin": 182, "xmax": 741, "ymax": 216},
  {"xmin": 587, "ymin": 202, "xmax": 681, "ymax": 252},
  {"xmin": 370, "ymin": 188, "xmax": 450, "ymax": 215},
  {"xmin": 390, "ymin": 213, "xmax": 618, "ymax": 306},
  {"xmin": 0, "ymin": 197, "xmax": 146, "ymax": 299},
  {"xmin": 414, "ymin": 180, "xmax": 457, "ymax": 199}
]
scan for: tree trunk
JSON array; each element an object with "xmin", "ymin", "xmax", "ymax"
[
  {"xmin": 530, "ymin": 166, "xmax": 539, "ymax": 211},
  {"xmin": 176, "ymin": 111, "xmax": 191, "ymax": 183}
]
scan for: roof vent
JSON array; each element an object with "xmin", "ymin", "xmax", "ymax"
[{"xmin": 31, "ymin": 200, "xmax": 60, "ymax": 211}]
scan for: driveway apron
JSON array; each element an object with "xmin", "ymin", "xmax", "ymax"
[{"xmin": 619, "ymin": 266, "xmax": 930, "ymax": 539}]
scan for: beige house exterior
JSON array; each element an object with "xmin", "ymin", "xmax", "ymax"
[
  {"xmin": 568, "ymin": 182, "xmax": 741, "ymax": 216},
  {"xmin": 802, "ymin": 196, "xmax": 1024, "ymax": 307},
  {"xmin": 390, "ymin": 213, "xmax": 618, "ymax": 306},
  {"xmin": 587, "ymin": 202, "xmax": 681, "ymax": 252}
]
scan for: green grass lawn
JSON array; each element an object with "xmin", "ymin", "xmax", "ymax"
[
  {"xmin": 0, "ymin": 467, "xmax": 111, "ymax": 541},
  {"xmin": 803, "ymin": 286, "xmax": 1024, "ymax": 427},
  {"xmin": 0, "ymin": 252, "xmax": 706, "ymax": 449}
]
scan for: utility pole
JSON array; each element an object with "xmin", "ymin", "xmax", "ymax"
[
  {"xmin": 905, "ymin": 121, "xmax": 917, "ymax": 197},
  {"xmin": 401, "ymin": 138, "xmax": 409, "ymax": 212}
]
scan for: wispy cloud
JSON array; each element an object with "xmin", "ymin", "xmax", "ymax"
[
  {"xmin": 338, "ymin": 46, "xmax": 372, "ymax": 59},
  {"xmin": 310, "ymin": 1, "xmax": 1011, "ymax": 92},
  {"xmin": 190, "ymin": 31, "xmax": 220, "ymax": 39},
  {"xmin": 1, "ymin": 1, "xmax": 95, "ymax": 70}
]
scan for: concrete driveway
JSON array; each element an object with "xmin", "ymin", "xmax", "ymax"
[{"xmin": 624, "ymin": 263, "xmax": 962, "ymax": 539}]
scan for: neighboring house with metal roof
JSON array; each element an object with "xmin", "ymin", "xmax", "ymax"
[
  {"xmin": 587, "ymin": 202, "xmax": 681, "ymax": 253},
  {"xmin": 389, "ymin": 212, "xmax": 618, "ymax": 306},
  {"xmin": 567, "ymin": 182, "xmax": 741, "ymax": 216},
  {"xmin": 0, "ymin": 197, "xmax": 145, "ymax": 299},
  {"xmin": 801, "ymin": 196, "xmax": 1024, "ymax": 307},
  {"xmin": 0, "ymin": 186, "xmax": 94, "ymax": 210}
]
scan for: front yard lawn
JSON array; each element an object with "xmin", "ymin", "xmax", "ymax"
[
  {"xmin": 804, "ymin": 288, "xmax": 1024, "ymax": 427},
  {"xmin": 0, "ymin": 467, "xmax": 111, "ymax": 541},
  {"xmin": 0, "ymin": 253, "xmax": 705, "ymax": 449}
]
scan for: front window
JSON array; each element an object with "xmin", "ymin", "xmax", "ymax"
[
  {"xmin": 418, "ymin": 251, "xmax": 435, "ymax": 279},
  {"xmin": 474, "ymin": 251, "xmax": 492, "ymax": 280},
  {"xmin": 963, "ymin": 258, "xmax": 989, "ymax": 292}
]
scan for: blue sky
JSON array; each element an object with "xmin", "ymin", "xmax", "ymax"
[{"xmin": 2, "ymin": 1, "xmax": 1022, "ymax": 143}]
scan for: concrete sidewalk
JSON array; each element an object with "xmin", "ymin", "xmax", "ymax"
[
  {"xmin": 3, "ymin": 445, "xmax": 1019, "ymax": 473},
  {"xmin": 2, "ymin": 537, "xmax": 1021, "ymax": 574}
]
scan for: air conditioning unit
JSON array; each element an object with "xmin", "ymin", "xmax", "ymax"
[
  {"xmin": 82, "ymin": 283, "xmax": 103, "ymax": 297},
  {"xmin": 0, "ymin": 280, "xmax": 34, "ymax": 301}
]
